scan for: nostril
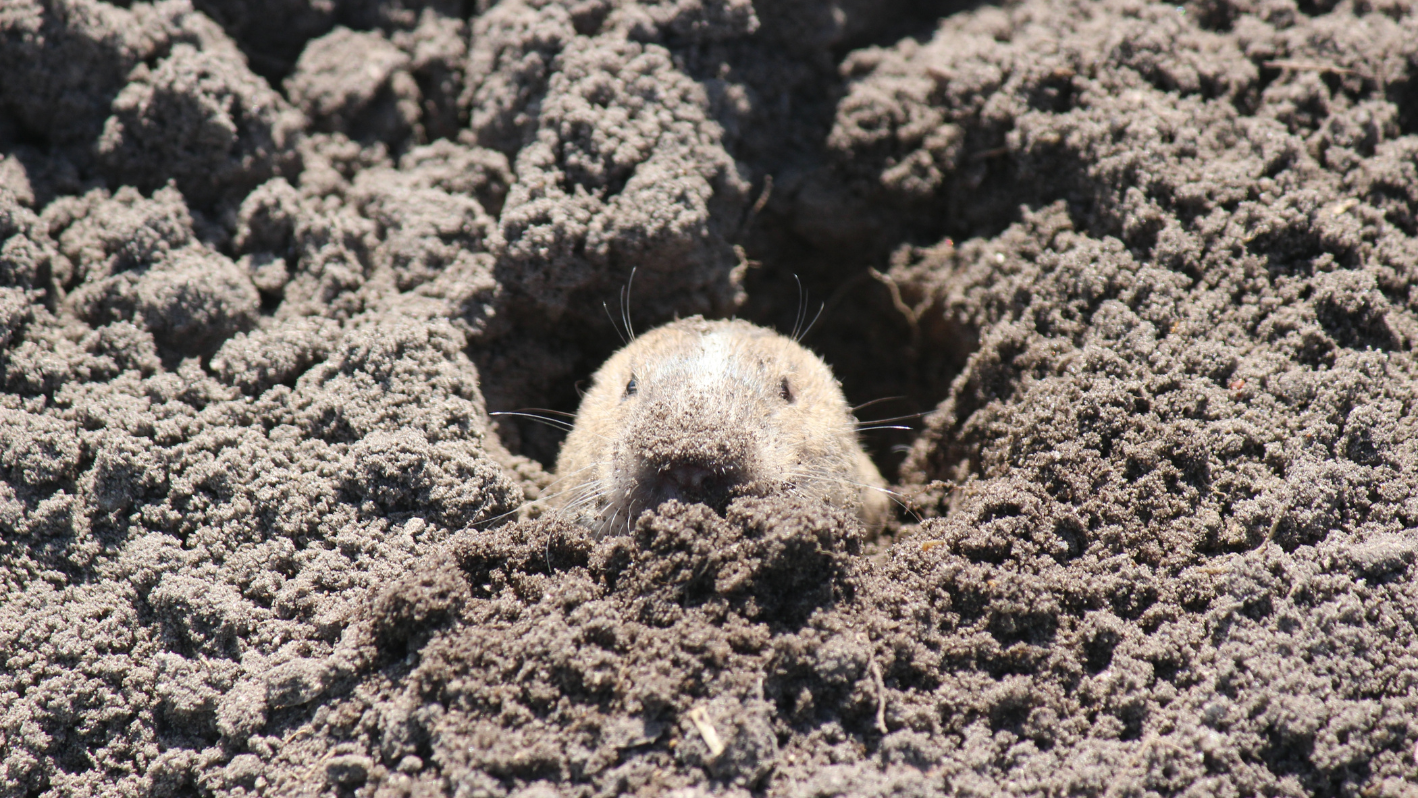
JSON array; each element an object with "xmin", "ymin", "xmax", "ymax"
[
  {"xmin": 662, "ymin": 463, "xmax": 710, "ymax": 493},
  {"xmin": 654, "ymin": 462, "xmax": 742, "ymax": 505}
]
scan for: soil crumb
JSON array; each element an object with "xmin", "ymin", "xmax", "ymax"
[{"xmin": 2, "ymin": 0, "xmax": 1417, "ymax": 797}]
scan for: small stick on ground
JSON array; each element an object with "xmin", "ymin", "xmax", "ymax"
[
  {"xmin": 869, "ymin": 660, "xmax": 888, "ymax": 734},
  {"xmin": 687, "ymin": 705, "xmax": 726, "ymax": 758}
]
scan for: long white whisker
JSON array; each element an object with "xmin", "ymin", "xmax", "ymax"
[
  {"xmin": 554, "ymin": 484, "xmax": 613, "ymax": 530},
  {"xmin": 554, "ymin": 475, "xmax": 608, "ymax": 510},
  {"xmin": 798, "ymin": 300, "xmax": 826, "ymax": 342},
  {"xmin": 784, "ymin": 464, "xmax": 915, "ymax": 511},
  {"xmin": 623, "ymin": 266, "xmax": 638, "ymax": 340},
  {"xmin": 790, "ymin": 464, "xmax": 901, "ymax": 495},
  {"xmin": 603, "ymin": 301, "xmax": 629, "ymax": 345},
  {"xmin": 470, "ymin": 504, "xmax": 524, "ymax": 528},
  {"xmin": 517, "ymin": 465, "xmax": 604, "ymax": 511},
  {"xmin": 472, "ymin": 474, "xmax": 601, "ymax": 530},
  {"xmin": 605, "ymin": 501, "xmax": 624, "ymax": 538},
  {"xmin": 520, "ymin": 407, "xmax": 577, "ymax": 419},
  {"xmin": 854, "ymin": 411, "xmax": 927, "ymax": 426},
  {"xmin": 491, "ymin": 412, "xmax": 617, "ymax": 450},
  {"xmin": 792, "ymin": 274, "xmax": 805, "ymax": 342},
  {"xmin": 489, "ymin": 411, "xmax": 574, "ymax": 432},
  {"xmin": 624, "ymin": 498, "xmax": 639, "ymax": 536}
]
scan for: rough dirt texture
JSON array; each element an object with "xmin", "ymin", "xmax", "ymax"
[{"xmin": 3, "ymin": 0, "xmax": 1418, "ymax": 797}]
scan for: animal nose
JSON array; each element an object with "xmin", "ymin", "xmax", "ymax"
[{"xmin": 658, "ymin": 462, "xmax": 740, "ymax": 504}]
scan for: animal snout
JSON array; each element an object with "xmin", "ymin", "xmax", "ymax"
[
  {"xmin": 628, "ymin": 416, "xmax": 758, "ymax": 513},
  {"xmin": 619, "ymin": 390, "xmax": 765, "ymax": 515},
  {"xmin": 655, "ymin": 461, "xmax": 745, "ymax": 505}
]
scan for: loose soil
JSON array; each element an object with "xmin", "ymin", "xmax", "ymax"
[{"xmin": 2, "ymin": 0, "xmax": 1417, "ymax": 796}]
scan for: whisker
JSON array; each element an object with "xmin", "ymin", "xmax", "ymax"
[
  {"xmin": 490, "ymin": 411, "xmax": 575, "ymax": 432},
  {"xmin": 784, "ymin": 464, "xmax": 919, "ymax": 522},
  {"xmin": 471, "ymin": 504, "xmax": 523, "ymax": 528},
  {"xmin": 491, "ymin": 412, "xmax": 616, "ymax": 450},
  {"xmin": 624, "ymin": 498, "xmax": 640, "ymax": 536},
  {"xmin": 854, "ymin": 411, "xmax": 928, "ymax": 426},
  {"xmin": 477, "ymin": 496, "xmax": 562, "ymax": 531},
  {"xmin": 555, "ymin": 482, "xmax": 601, "ymax": 509},
  {"xmin": 547, "ymin": 470, "xmax": 604, "ymax": 501},
  {"xmin": 798, "ymin": 300, "xmax": 826, "ymax": 343},
  {"xmin": 606, "ymin": 502, "xmax": 624, "ymax": 538},
  {"xmin": 521, "ymin": 407, "xmax": 577, "ymax": 419},
  {"xmin": 792, "ymin": 274, "xmax": 805, "ymax": 342},
  {"xmin": 518, "ymin": 466, "xmax": 604, "ymax": 510},
  {"xmin": 856, "ymin": 425, "xmax": 914, "ymax": 432},
  {"xmin": 564, "ymin": 495, "xmax": 610, "ymax": 524},
  {"xmin": 474, "ymin": 470, "xmax": 606, "ymax": 529},
  {"xmin": 851, "ymin": 396, "xmax": 905, "ymax": 413},
  {"xmin": 622, "ymin": 266, "xmax": 638, "ymax": 340},
  {"xmin": 471, "ymin": 463, "xmax": 607, "ymax": 530},
  {"xmin": 603, "ymin": 301, "xmax": 629, "ymax": 345}
]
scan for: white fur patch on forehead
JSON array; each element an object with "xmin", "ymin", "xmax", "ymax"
[
  {"xmin": 634, "ymin": 325, "xmax": 768, "ymax": 391},
  {"xmin": 687, "ymin": 328, "xmax": 735, "ymax": 388}
]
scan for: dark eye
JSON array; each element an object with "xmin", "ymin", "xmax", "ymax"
[
  {"xmin": 624, "ymin": 376, "xmax": 638, "ymax": 398},
  {"xmin": 780, "ymin": 377, "xmax": 795, "ymax": 403}
]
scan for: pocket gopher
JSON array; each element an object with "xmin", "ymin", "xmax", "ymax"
[{"xmin": 550, "ymin": 316, "xmax": 889, "ymax": 536}]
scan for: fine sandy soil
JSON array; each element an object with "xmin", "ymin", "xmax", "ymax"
[{"xmin": 3, "ymin": 0, "xmax": 1418, "ymax": 796}]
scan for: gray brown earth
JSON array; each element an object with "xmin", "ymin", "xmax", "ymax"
[{"xmin": 2, "ymin": 0, "xmax": 1418, "ymax": 796}]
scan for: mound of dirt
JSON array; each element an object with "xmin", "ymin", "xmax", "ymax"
[{"xmin": 2, "ymin": 0, "xmax": 1417, "ymax": 796}]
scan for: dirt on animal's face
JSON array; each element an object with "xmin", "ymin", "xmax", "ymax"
[{"xmin": 550, "ymin": 316, "xmax": 888, "ymax": 536}]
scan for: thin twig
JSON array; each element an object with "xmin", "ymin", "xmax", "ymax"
[
  {"xmin": 687, "ymin": 706, "xmax": 726, "ymax": 758},
  {"xmin": 869, "ymin": 660, "xmax": 888, "ymax": 734}
]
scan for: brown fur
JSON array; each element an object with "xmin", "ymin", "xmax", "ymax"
[{"xmin": 550, "ymin": 316, "xmax": 889, "ymax": 536}]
